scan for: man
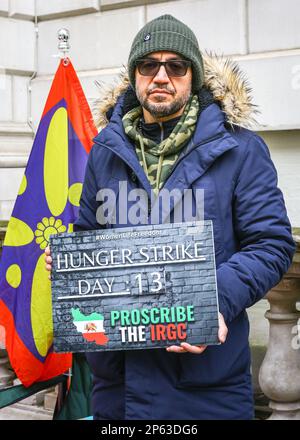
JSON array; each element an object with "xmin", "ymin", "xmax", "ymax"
[{"xmin": 46, "ymin": 14, "xmax": 295, "ymax": 419}]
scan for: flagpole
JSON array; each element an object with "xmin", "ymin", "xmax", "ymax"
[
  {"xmin": 0, "ymin": 26, "xmax": 97, "ymax": 390},
  {"xmin": 56, "ymin": 27, "xmax": 74, "ymax": 394},
  {"xmin": 57, "ymin": 28, "xmax": 70, "ymax": 66}
]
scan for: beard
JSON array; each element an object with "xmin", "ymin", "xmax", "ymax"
[{"xmin": 136, "ymin": 85, "xmax": 192, "ymax": 118}]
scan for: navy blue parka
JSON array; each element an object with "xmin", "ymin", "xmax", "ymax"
[{"xmin": 74, "ymin": 71, "xmax": 295, "ymax": 420}]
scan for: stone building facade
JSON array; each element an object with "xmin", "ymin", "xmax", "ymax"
[{"xmin": 0, "ymin": 0, "xmax": 299, "ymax": 419}]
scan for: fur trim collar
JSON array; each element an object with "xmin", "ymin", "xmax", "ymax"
[{"xmin": 93, "ymin": 52, "xmax": 258, "ymax": 130}]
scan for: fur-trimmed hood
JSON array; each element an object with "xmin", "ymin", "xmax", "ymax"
[{"xmin": 93, "ymin": 52, "xmax": 258, "ymax": 130}]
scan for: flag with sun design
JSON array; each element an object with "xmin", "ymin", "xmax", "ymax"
[{"xmin": 0, "ymin": 59, "xmax": 97, "ymax": 386}]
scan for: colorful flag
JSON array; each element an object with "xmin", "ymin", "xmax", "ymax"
[{"xmin": 0, "ymin": 59, "xmax": 97, "ymax": 386}]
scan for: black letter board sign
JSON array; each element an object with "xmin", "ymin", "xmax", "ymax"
[{"xmin": 50, "ymin": 220, "xmax": 219, "ymax": 352}]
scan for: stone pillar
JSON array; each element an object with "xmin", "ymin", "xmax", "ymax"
[{"xmin": 259, "ymin": 232, "xmax": 300, "ymax": 420}]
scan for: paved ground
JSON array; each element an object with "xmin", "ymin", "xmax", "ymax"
[{"xmin": 0, "ymin": 402, "xmax": 53, "ymax": 420}]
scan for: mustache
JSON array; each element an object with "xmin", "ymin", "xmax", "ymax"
[{"xmin": 147, "ymin": 85, "xmax": 175, "ymax": 95}]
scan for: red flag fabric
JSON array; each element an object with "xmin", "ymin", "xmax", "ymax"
[{"xmin": 0, "ymin": 59, "xmax": 97, "ymax": 386}]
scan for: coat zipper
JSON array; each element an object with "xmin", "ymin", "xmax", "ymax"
[{"xmin": 159, "ymin": 122, "xmax": 164, "ymax": 143}]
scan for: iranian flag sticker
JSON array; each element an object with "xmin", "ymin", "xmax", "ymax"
[{"xmin": 71, "ymin": 308, "xmax": 109, "ymax": 345}]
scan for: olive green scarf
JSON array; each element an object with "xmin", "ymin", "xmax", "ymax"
[{"xmin": 123, "ymin": 94, "xmax": 199, "ymax": 194}]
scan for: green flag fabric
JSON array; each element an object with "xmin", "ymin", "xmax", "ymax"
[{"xmin": 53, "ymin": 353, "xmax": 92, "ymax": 420}]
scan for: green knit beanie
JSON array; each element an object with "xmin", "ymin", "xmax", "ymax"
[{"xmin": 128, "ymin": 14, "xmax": 204, "ymax": 93}]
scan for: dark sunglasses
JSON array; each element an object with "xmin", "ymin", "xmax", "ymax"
[{"xmin": 136, "ymin": 58, "xmax": 191, "ymax": 77}]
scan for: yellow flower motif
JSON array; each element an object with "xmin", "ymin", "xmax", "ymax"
[{"xmin": 34, "ymin": 216, "xmax": 66, "ymax": 249}]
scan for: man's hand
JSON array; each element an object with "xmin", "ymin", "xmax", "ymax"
[
  {"xmin": 166, "ymin": 312, "xmax": 228, "ymax": 354},
  {"xmin": 44, "ymin": 246, "xmax": 52, "ymax": 280}
]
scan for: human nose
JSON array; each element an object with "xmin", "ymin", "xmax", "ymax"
[{"xmin": 152, "ymin": 64, "xmax": 170, "ymax": 83}]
